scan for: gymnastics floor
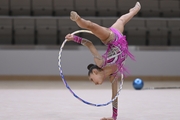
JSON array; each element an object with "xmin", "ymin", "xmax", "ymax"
[{"xmin": 0, "ymin": 80, "xmax": 180, "ymax": 120}]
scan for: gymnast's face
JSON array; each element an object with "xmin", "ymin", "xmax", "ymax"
[{"xmin": 88, "ymin": 69, "xmax": 105, "ymax": 85}]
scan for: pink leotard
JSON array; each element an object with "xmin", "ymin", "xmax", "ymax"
[{"xmin": 101, "ymin": 27, "xmax": 135, "ymax": 76}]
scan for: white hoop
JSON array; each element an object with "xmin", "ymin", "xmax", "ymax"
[{"xmin": 58, "ymin": 30, "xmax": 124, "ymax": 107}]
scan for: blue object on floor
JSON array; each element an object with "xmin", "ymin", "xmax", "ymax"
[{"xmin": 133, "ymin": 78, "xmax": 144, "ymax": 90}]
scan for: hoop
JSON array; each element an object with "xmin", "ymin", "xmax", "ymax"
[{"xmin": 58, "ymin": 30, "xmax": 124, "ymax": 107}]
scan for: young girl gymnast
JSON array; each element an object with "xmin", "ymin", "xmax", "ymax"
[{"xmin": 65, "ymin": 2, "xmax": 141, "ymax": 120}]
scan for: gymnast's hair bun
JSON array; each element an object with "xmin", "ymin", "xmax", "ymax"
[{"xmin": 87, "ymin": 64, "xmax": 95, "ymax": 70}]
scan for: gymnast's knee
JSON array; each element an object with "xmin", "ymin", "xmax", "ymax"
[{"xmin": 118, "ymin": 17, "xmax": 126, "ymax": 26}]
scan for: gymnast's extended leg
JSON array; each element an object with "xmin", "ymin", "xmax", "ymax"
[
  {"xmin": 70, "ymin": 11, "xmax": 110, "ymax": 42},
  {"xmin": 111, "ymin": 2, "xmax": 141, "ymax": 33}
]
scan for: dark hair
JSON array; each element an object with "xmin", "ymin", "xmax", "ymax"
[{"xmin": 87, "ymin": 64, "xmax": 102, "ymax": 76}]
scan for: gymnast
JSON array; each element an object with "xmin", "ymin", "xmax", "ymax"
[{"xmin": 65, "ymin": 2, "xmax": 141, "ymax": 120}]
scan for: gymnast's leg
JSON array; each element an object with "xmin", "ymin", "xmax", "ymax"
[
  {"xmin": 111, "ymin": 2, "xmax": 141, "ymax": 33},
  {"xmin": 70, "ymin": 11, "xmax": 110, "ymax": 43}
]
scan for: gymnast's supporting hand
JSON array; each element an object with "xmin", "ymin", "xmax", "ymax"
[{"xmin": 100, "ymin": 117, "xmax": 114, "ymax": 120}]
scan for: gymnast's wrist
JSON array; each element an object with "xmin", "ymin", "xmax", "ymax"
[
  {"xmin": 112, "ymin": 107, "xmax": 117, "ymax": 120},
  {"xmin": 73, "ymin": 35, "xmax": 82, "ymax": 44}
]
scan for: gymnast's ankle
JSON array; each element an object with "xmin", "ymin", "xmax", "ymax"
[{"xmin": 129, "ymin": 2, "xmax": 141, "ymax": 15}]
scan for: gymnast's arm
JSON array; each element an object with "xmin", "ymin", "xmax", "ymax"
[
  {"xmin": 101, "ymin": 76, "xmax": 118, "ymax": 120},
  {"xmin": 65, "ymin": 34, "xmax": 103, "ymax": 67},
  {"xmin": 110, "ymin": 76, "xmax": 118, "ymax": 120}
]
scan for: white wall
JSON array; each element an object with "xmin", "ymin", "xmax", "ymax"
[{"xmin": 0, "ymin": 46, "xmax": 180, "ymax": 76}]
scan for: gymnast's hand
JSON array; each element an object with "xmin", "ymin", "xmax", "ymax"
[{"xmin": 65, "ymin": 34, "xmax": 74, "ymax": 41}]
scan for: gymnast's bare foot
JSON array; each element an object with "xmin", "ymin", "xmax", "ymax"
[
  {"xmin": 100, "ymin": 117, "xmax": 114, "ymax": 120},
  {"xmin": 70, "ymin": 11, "xmax": 80, "ymax": 21},
  {"xmin": 129, "ymin": 2, "xmax": 141, "ymax": 15}
]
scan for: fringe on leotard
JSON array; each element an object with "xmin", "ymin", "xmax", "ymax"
[{"xmin": 101, "ymin": 27, "xmax": 135, "ymax": 76}]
